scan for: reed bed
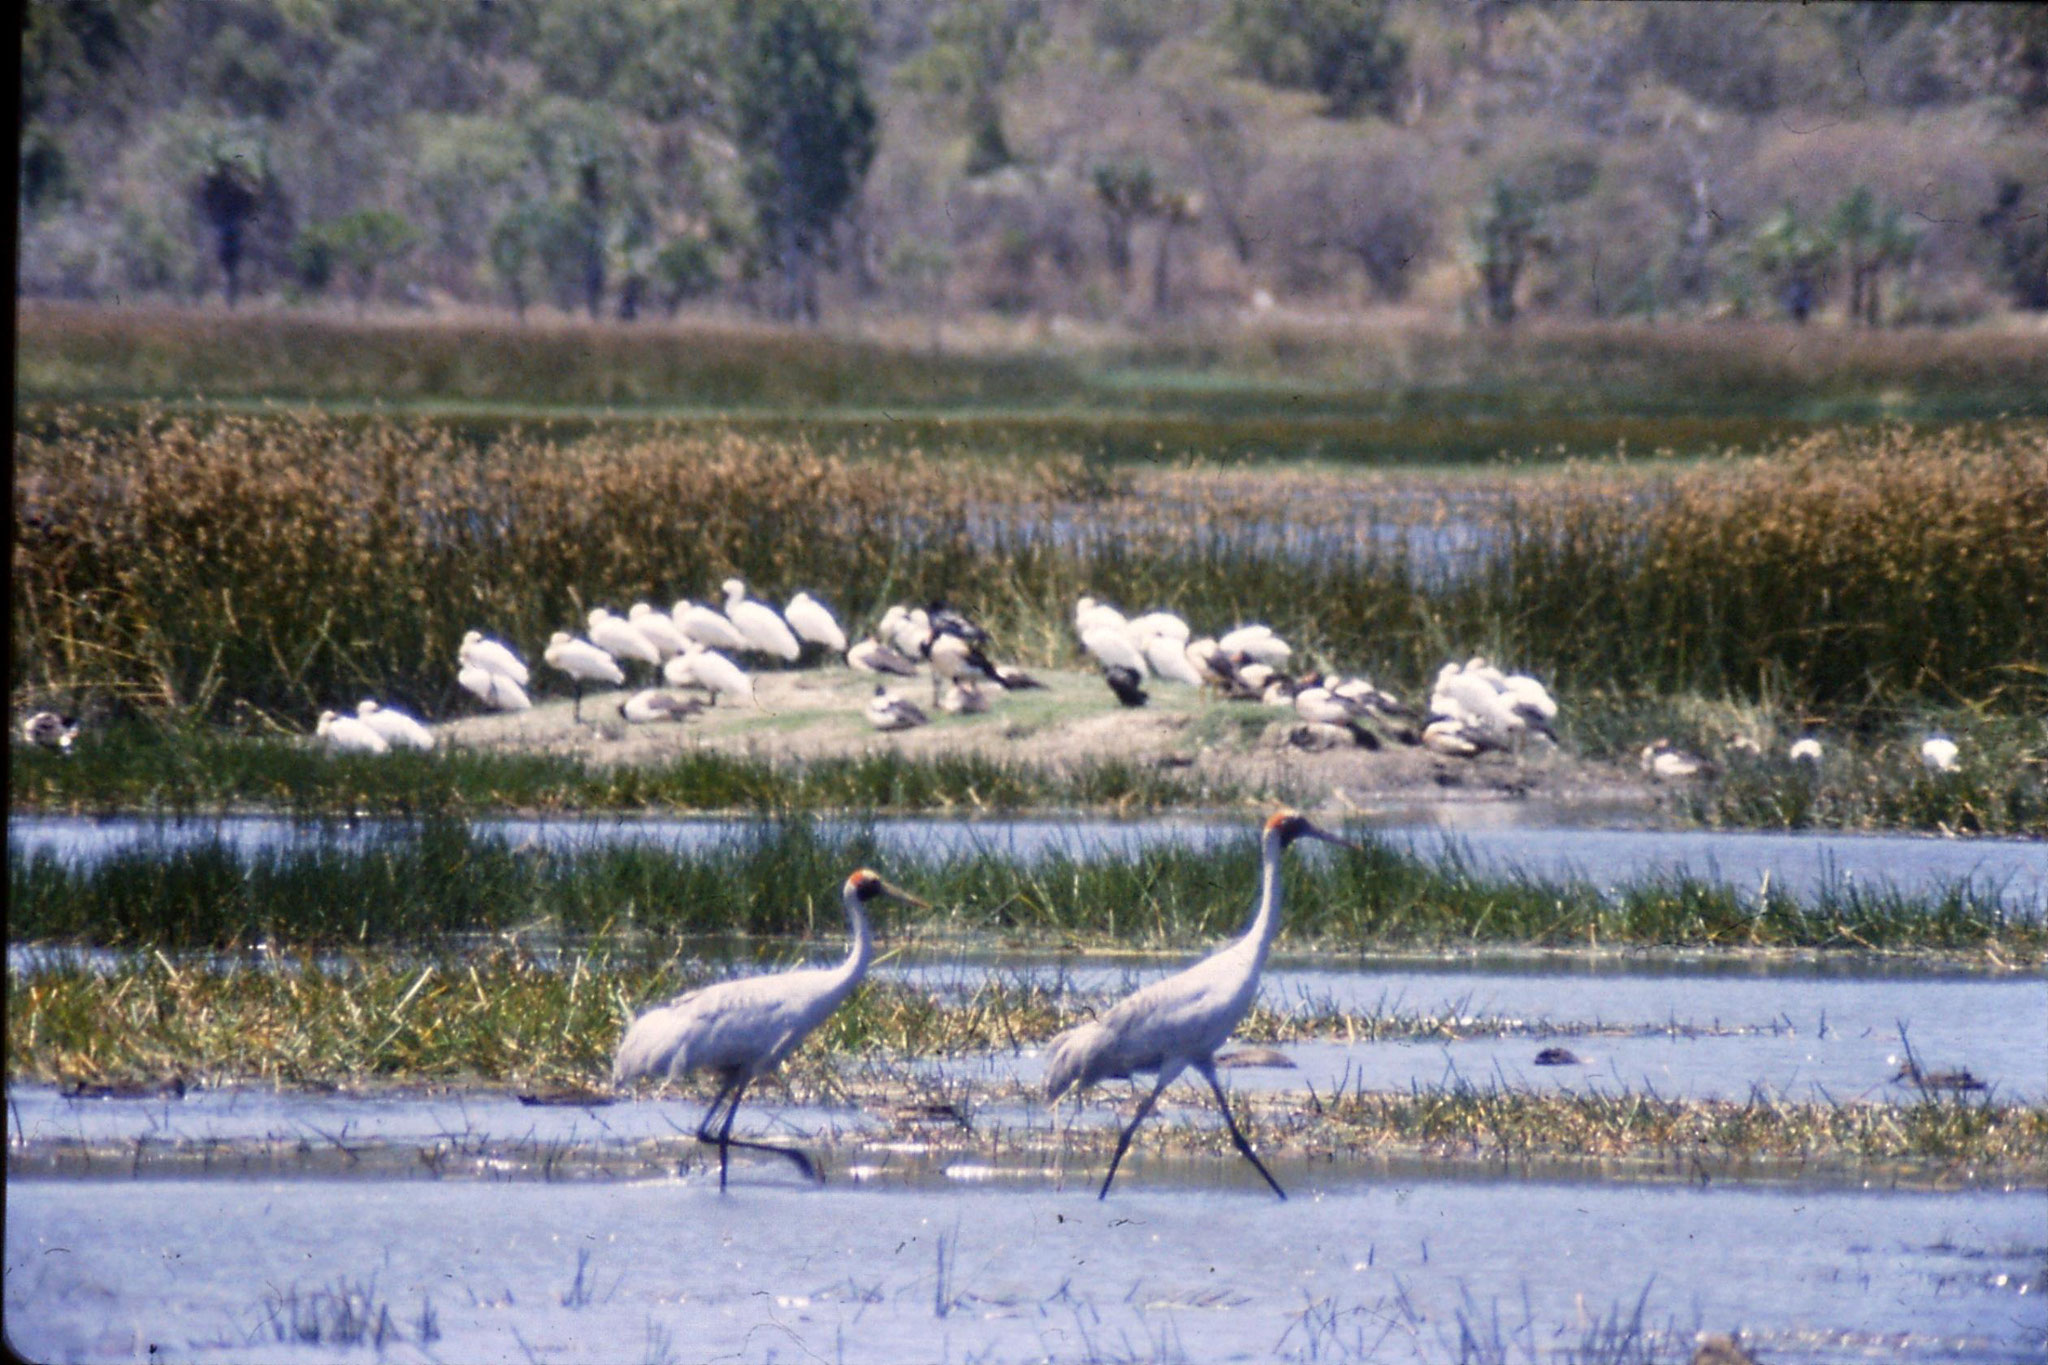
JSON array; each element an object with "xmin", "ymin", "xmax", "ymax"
[
  {"xmin": 10, "ymin": 954, "xmax": 2041, "ymax": 1180},
  {"xmin": 13, "ymin": 410, "xmax": 2047, "ymax": 729},
  {"xmin": 10, "ymin": 820, "xmax": 2037, "ymax": 958}
]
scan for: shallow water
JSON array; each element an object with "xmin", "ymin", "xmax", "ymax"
[
  {"xmin": 11, "ymin": 813, "xmax": 2044, "ymax": 912},
  {"xmin": 6, "ymin": 1170, "xmax": 2040, "ymax": 1364}
]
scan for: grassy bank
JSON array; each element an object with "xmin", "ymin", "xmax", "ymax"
[
  {"xmin": 20, "ymin": 304, "xmax": 2048, "ymax": 423},
  {"xmin": 13, "ymin": 410, "xmax": 2047, "ymax": 726},
  {"xmin": 6, "ymin": 719, "xmax": 1221, "ymax": 818},
  {"xmin": 10, "ymin": 820, "xmax": 2037, "ymax": 958}
]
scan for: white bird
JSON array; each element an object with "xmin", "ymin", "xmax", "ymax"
[
  {"xmin": 614, "ymin": 868, "xmax": 927, "ymax": 1188},
  {"xmin": 1126, "ymin": 610, "xmax": 1190, "ymax": 644},
  {"xmin": 1138, "ymin": 633, "xmax": 1204, "ymax": 687},
  {"xmin": 315, "ymin": 709, "xmax": 389, "ymax": 755},
  {"xmin": 665, "ymin": 643, "xmax": 756, "ymax": 708},
  {"xmin": 1075, "ymin": 596, "xmax": 1129, "ymax": 636},
  {"xmin": 619, "ymin": 689, "xmax": 705, "ymax": 724},
  {"xmin": 458, "ymin": 630, "xmax": 528, "ymax": 686},
  {"xmin": 1293, "ymin": 685, "xmax": 1367, "ymax": 728},
  {"xmin": 21, "ymin": 711, "xmax": 78, "ymax": 752},
  {"xmin": 847, "ymin": 636, "xmax": 919, "ymax": 677},
  {"xmin": 864, "ymin": 685, "xmax": 928, "ymax": 731},
  {"xmin": 355, "ymin": 700, "xmax": 434, "ymax": 751},
  {"xmin": 588, "ymin": 609, "xmax": 662, "ymax": 668},
  {"xmin": 878, "ymin": 605, "xmax": 931, "ymax": 658},
  {"xmin": 1920, "ymin": 736, "xmax": 1959, "ymax": 773},
  {"xmin": 721, "ymin": 578, "xmax": 801, "ymax": 662},
  {"xmin": 1640, "ymin": 739, "xmax": 1714, "ymax": 781},
  {"xmin": 458, "ymin": 665, "xmax": 531, "ymax": 712},
  {"xmin": 673, "ymin": 599, "xmax": 752, "ymax": 653},
  {"xmin": 627, "ymin": 603, "xmax": 690, "ymax": 660},
  {"xmin": 1080, "ymin": 622, "xmax": 1148, "ymax": 676},
  {"xmin": 923, "ymin": 630, "xmax": 1002, "ymax": 705},
  {"xmin": 784, "ymin": 592, "xmax": 848, "ymax": 655},
  {"xmin": 544, "ymin": 632, "xmax": 626, "ymax": 720},
  {"xmin": 1788, "ymin": 736, "xmax": 1824, "ymax": 764},
  {"xmin": 1043, "ymin": 809, "xmax": 1352, "ymax": 1199},
  {"xmin": 1422, "ymin": 717, "xmax": 1495, "ymax": 758},
  {"xmin": 1217, "ymin": 624, "xmax": 1291, "ymax": 667}
]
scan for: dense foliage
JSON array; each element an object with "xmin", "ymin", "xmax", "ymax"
[{"xmin": 18, "ymin": 0, "xmax": 2048, "ymax": 326}]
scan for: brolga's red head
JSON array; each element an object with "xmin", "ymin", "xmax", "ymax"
[{"xmin": 1264, "ymin": 808, "xmax": 1357, "ymax": 850}]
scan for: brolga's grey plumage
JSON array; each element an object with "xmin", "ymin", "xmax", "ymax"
[
  {"xmin": 613, "ymin": 868, "xmax": 926, "ymax": 1189},
  {"xmin": 1044, "ymin": 808, "xmax": 1353, "ymax": 1200}
]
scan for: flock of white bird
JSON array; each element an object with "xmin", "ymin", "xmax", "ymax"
[{"xmin": 293, "ymin": 579, "xmax": 1976, "ymax": 789}]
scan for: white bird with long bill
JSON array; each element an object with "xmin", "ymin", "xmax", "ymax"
[
  {"xmin": 1044, "ymin": 808, "xmax": 1353, "ymax": 1200},
  {"xmin": 721, "ymin": 578, "xmax": 801, "ymax": 662},
  {"xmin": 459, "ymin": 630, "xmax": 528, "ymax": 685},
  {"xmin": 784, "ymin": 592, "xmax": 848, "ymax": 654},
  {"xmin": 544, "ymin": 632, "xmax": 625, "ymax": 720},
  {"xmin": 355, "ymin": 700, "xmax": 434, "ymax": 750},
  {"xmin": 614, "ymin": 868, "xmax": 927, "ymax": 1188}
]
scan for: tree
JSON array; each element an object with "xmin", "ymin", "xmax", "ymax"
[
  {"xmin": 731, "ymin": 0, "xmax": 879, "ymax": 322},
  {"xmin": 1829, "ymin": 187, "xmax": 1916, "ymax": 327},
  {"xmin": 897, "ymin": 0, "xmax": 1043, "ymax": 177},
  {"xmin": 1468, "ymin": 178, "xmax": 1544, "ymax": 325},
  {"xmin": 329, "ymin": 209, "xmax": 420, "ymax": 311},
  {"xmin": 654, "ymin": 236, "xmax": 720, "ymax": 316},
  {"xmin": 1980, "ymin": 181, "xmax": 2048, "ymax": 312},
  {"xmin": 1092, "ymin": 158, "xmax": 1157, "ymax": 293},
  {"xmin": 1223, "ymin": 0, "xmax": 1408, "ymax": 120},
  {"xmin": 1752, "ymin": 205, "xmax": 1832, "ymax": 324}
]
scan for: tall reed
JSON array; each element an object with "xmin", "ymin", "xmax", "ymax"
[
  {"xmin": 9, "ymin": 819, "xmax": 2036, "ymax": 958},
  {"xmin": 13, "ymin": 411, "xmax": 2045, "ymax": 720}
]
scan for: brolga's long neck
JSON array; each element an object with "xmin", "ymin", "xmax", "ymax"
[
  {"xmin": 828, "ymin": 884, "xmax": 875, "ymax": 996},
  {"xmin": 1240, "ymin": 828, "xmax": 1289, "ymax": 970}
]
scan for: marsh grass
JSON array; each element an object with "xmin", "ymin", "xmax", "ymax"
[
  {"xmin": 21, "ymin": 304, "xmax": 2048, "ymax": 421},
  {"xmin": 10, "ymin": 819, "xmax": 2037, "ymax": 957},
  {"xmin": 11, "ymin": 951, "xmax": 2041, "ymax": 1181},
  {"xmin": 14, "ymin": 409, "xmax": 2044, "ymax": 729}
]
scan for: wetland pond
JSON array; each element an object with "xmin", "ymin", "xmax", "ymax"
[{"xmin": 8, "ymin": 813, "xmax": 2044, "ymax": 1362}]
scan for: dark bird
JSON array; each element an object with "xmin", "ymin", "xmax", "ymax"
[{"xmin": 1103, "ymin": 664, "xmax": 1149, "ymax": 707}]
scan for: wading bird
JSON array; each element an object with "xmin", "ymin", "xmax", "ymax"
[
  {"xmin": 588, "ymin": 608, "xmax": 663, "ymax": 669},
  {"xmin": 20, "ymin": 711, "xmax": 78, "ymax": 753},
  {"xmin": 613, "ymin": 869, "xmax": 927, "ymax": 1188},
  {"xmin": 665, "ymin": 642, "xmax": 757, "ymax": 709},
  {"xmin": 458, "ymin": 665, "xmax": 531, "ymax": 712},
  {"xmin": 459, "ymin": 630, "xmax": 529, "ymax": 686},
  {"xmin": 1640, "ymin": 738, "xmax": 1714, "ymax": 781},
  {"xmin": 316, "ymin": 708, "xmax": 389, "ymax": 755},
  {"xmin": 355, "ymin": 700, "xmax": 434, "ymax": 751},
  {"xmin": 784, "ymin": 592, "xmax": 848, "ymax": 655},
  {"xmin": 1044, "ymin": 808, "xmax": 1353, "ymax": 1200},
  {"xmin": 721, "ymin": 579, "xmax": 802, "ymax": 662},
  {"xmin": 627, "ymin": 603, "xmax": 690, "ymax": 661},
  {"xmin": 673, "ymin": 599, "xmax": 752, "ymax": 653},
  {"xmin": 544, "ymin": 632, "xmax": 625, "ymax": 720}
]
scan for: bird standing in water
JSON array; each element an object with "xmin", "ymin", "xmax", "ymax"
[
  {"xmin": 1044, "ymin": 808, "xmax": 1353, "ymax": 1199},
  {"xmin": 614, "ymin": 868, "xmax": 927, "ymax": 1188}
]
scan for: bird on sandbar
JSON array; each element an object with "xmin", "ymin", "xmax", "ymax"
[
  {"xmin": 721, "ymin": 578, "xmax": 802, "ymax": 663},
  {"xmin": 544, "ymin": 632, "xmax": 625, "ymax": 721},
  {"xmin": 614, "ymin": 868, "xmax": 927, "ymax": 1188},
  {"xmin": 1043, "ymin": 809, "xmax": 1353, "ymax": 1200},
  {"xmin": 847, "ymin": 636, "xmax": 920, "ymax": 677},
  {"xmin": 784, "ymin": 591, "xmax": 848, "ymax": 656},
  {"xmin": 458, "ymin": 630, "xmax": 529, "ymax": 686},
  {"xmin": 316, "ymin": 708, "xmax": 390, "ymax": 756},
  {"xmin": 355, "ymin": 700, "xmax": 434, "ymax": 751},
  {"xmin": 1102, "ymin": 664, "xmax": 1149, "ymax": 708},
  {"xmin": 865, "ymin": 685, "xmax": 928, "ymax": 731}
]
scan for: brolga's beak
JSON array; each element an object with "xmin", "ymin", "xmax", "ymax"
[
  {"xmin": 878, "ymin": 879, "xmax": 932, "ymax": 909},
  {"xmin": 1303, "ymin": 820, "xmax": 1359, "ymax": 852}
]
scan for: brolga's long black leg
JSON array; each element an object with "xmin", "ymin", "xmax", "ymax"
[
  {"xmin": 700, "ymin": 1078, "xmax": 822, "ymax": 1188},
  {"xmin": 1098, "ymin": 1072, "xmax": 1176, "ymax": 1200},
  {"xmin": 693, "ymin": 1078, "xmax": 744, "ymax": 1189},
  {"xmin": 1197, "ymin": 1061, "xmax": 1286, "ymax": 1200}
]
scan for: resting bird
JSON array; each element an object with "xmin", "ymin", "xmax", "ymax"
[
  {"xmin": 1044, "ymin": 809, "xmax": 1353, "ymax": 1200},
  {"xmin": 1103, "ymin": 664, "xmax": 1149, "ymax": 708},
  {"xmin": 614, "ymin": 869, "xmax": 926, "ymax": 1189},
  {"xmin": 864, "ymin": 685, "xmax": 928, "ymax": 731}
]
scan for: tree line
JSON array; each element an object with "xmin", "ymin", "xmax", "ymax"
[{"xmin": 19, "ymin": 0, "xmax": 2048, "ymax": 327}]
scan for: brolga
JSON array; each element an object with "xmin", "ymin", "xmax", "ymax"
[
  {"xmin": 613, "ymin": 868, "xmax": 927, "ymax": 1189},
  {"xmin": 1044, "ymin": 808, "xmax": 1354, "ymax": 1200}
]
